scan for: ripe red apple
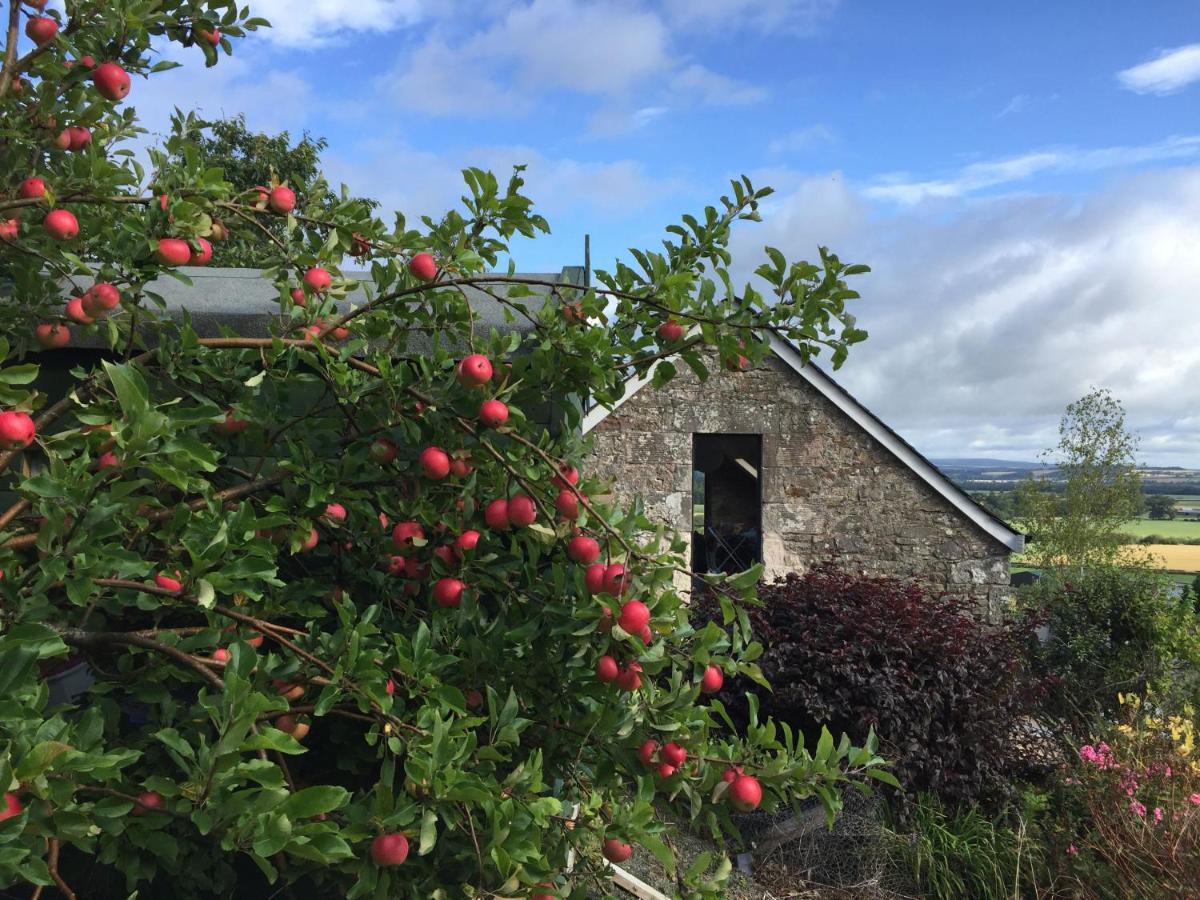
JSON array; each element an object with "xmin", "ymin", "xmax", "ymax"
[
  {"xmin": 25, "ymin": 15, "xmax": 57, "ymax": 46},
  {"xmin": 729, "ymin": 774, "xmax": 763, "ymax": 812},
  {"xmin": 453, "ymin": 530, "xmax": 479, "ymax": 555},
  {"xmin": 617, "ymin": 600, "xmax": 650, "ymax": 634},
  {"xmin": 655, "ymin": 762, "xmax": 676, "ymax": 778},
  {"xmin": 657, "ymin": 320, "xmax": 685, "ymax": 342},
  {"xmin": 67, "ymin": 126, "xmax": 91, "ymax": 151},
  {"xmin": 391, "ymin": 520, "xmax": 425, "ymax": 551},
  {"xmin": 289, "ymin": 287, "xmax": 306, "ymax": 307},
  {"xmin": 449, "ymin": 456, "xmax": 472, "ymax": 478},
  {"xmin": 0, "ymin": 792, "xmax": 21, "ymax": 822},
  {"xmin": 212, "ymin": 647, "xmax": 230, "ymax": 663},
  {"xmin": 419, "ymin": 446, "xmax": 451, "ymax": 480},
  {"xmin": 268, "ymin": 186, "xmax": 295, "ymax": 214},
  {"xmin": 602, "ymin": 838, "xmax": 633, "ymax": 864},
  {"xmin": 409, "ymin": 252, "xmax": 437, "ymax": 281},
  {"xmin": 154, "ymin": 571, "xmax": 183, "ymax": 592},
  {"xmin": 478, "ymin": 398, "xmax": 508, "ymax": 428},
  {"xmin": 132, "ymin": 791, "xmax": 164, "ymax": 815},
  {"xmin": 532, "ymin": 885, "xmax": 556, "ymax": 900},
  {"xmin": 213, "ymin": 410, "xmax": 248, "ymax": 436},
  {"xmin": 324, "ymin": 502, "xmax": 347, "ymax": 523},
  {"xmin": 155, "ymin": 238, "xmax": 191, "ymax": 266},
  {"xmin": 303, "ymin": 267, "xmax": 332, "ymax": 293},
  {"xmin": 35, "ymin": 323, "xmax": 69, "ymax": 349},
  {"xmin": 384, "ymin": 678, "xmax": 396, "ymax": 697},
  {"xmin": 82, "ymin": 282, "xmax": 121, "ymax": 315},
  {"xmin": 432, "ymin": 545, "xmax": 457, "ymax": 567},
  {"xmin": 433, "ymin": 577, "xmax": 464, "ymax": 608},
  {"xmin": 457, "ymin": 354, "xmax": 493, "ymax": 387},
  {"xmin": 92, "ymin": 62, "xmax": 131, "ymax": 101},
  {"xmin": 196, "ymin": 28, "xmax": 220, "ymax": 46},
  {"xmin": 188, "ymin": 238, "xmax": 213, "ymax": 265},
  {"xmin": 602, "ymin": 564, "xmax": 628, "ymax": 596},
  {"xmin": 595, "ymin": 655, "xmax": 619, "ymax": 683},
  {"xmin": 0, "ymin": 411, "xmax": 36, "ymax": 449},
  {"xmin": 551, "ymin": 465, "xmax": 579, "ymax": 490},
  {"xmin": 637, "ymin": 739, "xmax": 659, "ymax": 766},
  {"xmin": 95, "ymin": 450, "xmax": 119, "ymax": 470},
  {"xmin": 18, "ymin": 177, "xmax": 46, "ymax": 200},
  {"xmin": 484, "ymin": 499, "xmax": 510, "ymax": 530},
  {"xmin": 615, "ymin": 662, "xmax": 642, "ymax": 692},
  {"xmin": 726, "ymin": 354, "xmax": 749, "ymax": 372},
  {"xmin": 639, "ymin": 625, "xmax": 653, "ymax": 645},
  {"xmin": 300, "ymin": 527, "xmax": 319, "ymax": 551},
  {"xmin": 722, "ymin": 766, "xmax": 743, "ymax": 783},
  {"xmin": 43, "ymin": 209, "xmax": 78, "ymax": 241},
  {"xmin": 567, "ymin": 535, "xmax": 600, "ymax": 564},
  {"xmin": 553, "ymin": 490, "xmax": 579, "ymax": 520},
  {"xmin": 65, "ymin": 297, "xmax": 93, "ymax": 324},
  {"xmin": 370, "ymin": 833, "xmax": 410, "ymax": 866},
  {"xmin": 274, "ymin": 679, "xmax": 306, "ymax": 701},
  {"xmin": 507, "ymin": 495, "xmax": 536, "ymax": 527},
  {"xmin": 277, "ymin": 715, "xmax": 309, "ymax": 739},
  {"xmin": 0, "ymin": 219, "xmax": 18, "ymax": 241},
  {"xmin": 597, "ymin": 607, "xmax": 614, "ymax": 633},
  {"xmin": 660, "ymin": 742, "xmax": 686, "ymax": 768},
  {"xmin": 701, "ymin": 664, "xmax": 724, "ymax": 694},
  {"xmin": 584, "ymin": 563, "xmax": 606, "ymax": 594},
  {"xmin": 369, "ymin": 437, "xmax": 398, "ymax": 465}
]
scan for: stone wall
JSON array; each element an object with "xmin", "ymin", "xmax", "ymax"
[{"xmin": 583, "ymin": 355, "xmax": 1013, "ymax": 619}]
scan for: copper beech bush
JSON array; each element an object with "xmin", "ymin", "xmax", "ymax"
[{"xmin": 0, "ymin": 2, "xmax": 888, "ymax": 898}]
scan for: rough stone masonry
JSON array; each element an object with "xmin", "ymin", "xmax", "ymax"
[{"xmin": 584, "ymin": 354, "xmax": 1013, "ymax": 620}]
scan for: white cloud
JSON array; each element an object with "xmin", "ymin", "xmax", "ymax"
[
  {"xmin": 245, "ymin": 0, "xmax": 426, "ymax": 46},
  {"xmin": 730, "ymin": 166, "xmax": 1200, "ymax": 464},
  {"xmin": 586, "ymin": 105, "xmax": 670, "ymax": 137},
  {"xmin": 865, "ymin": 136, "xmax": 1200, "ymax": 204},
  {"xmin": 663, "ymin": 0, "xmax": 840, "ymax": 34},
  {"xmin": 668, "ymin": 64, "xmax": 766, "ymax": 105},
  {"xmin": 1118, "ymin": 43, "xmax": 1200, "ymax": 95},
  {"xmin": 767, "ymin": 123, "xmax": 836, "ymax": 155}
]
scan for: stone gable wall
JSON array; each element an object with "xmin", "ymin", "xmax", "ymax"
[{"xmin": 583, "ymin": 355, "xmax": 1013, "ymax": 619}]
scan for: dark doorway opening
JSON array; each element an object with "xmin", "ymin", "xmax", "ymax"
[{"xmin": 691, "ymin": 434, "xmax": 762, "ymax": 574}]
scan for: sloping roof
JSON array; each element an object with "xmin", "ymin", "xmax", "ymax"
[
  {"xmin": 73, "ymin": 265, "xmax": 585, "ymax": 348},
  {"xmin": 581, "ymin": 332, "xmax": 1026, "ymax": 553}
]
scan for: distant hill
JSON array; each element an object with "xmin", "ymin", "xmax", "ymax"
[{"xmin": 930, "ymin": 458, "xmax": 1042, "ymax": 470}]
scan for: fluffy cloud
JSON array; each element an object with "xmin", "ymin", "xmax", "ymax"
[
  {"xmin": 767, "ymin": 123, "xmax": 836, "ymax": 155},
  {"xmin": 242, "ymin": 0, "xmax": 426, "ymax": 46},
  {"xmin": 1118, "ymin": 44, "xmax": 1200, "ymax": 95},
  {"xmin": 732, "ymin": 166, "xmax": 1200, "ymax": 463},
  {"xmin": 662, "ymin": 0, "xmax": 840, "ymax": 34}
]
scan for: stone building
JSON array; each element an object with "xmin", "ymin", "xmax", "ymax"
[{"xmin": 583, "ymin": 331, "xmax": 1023, "ymax": 619}]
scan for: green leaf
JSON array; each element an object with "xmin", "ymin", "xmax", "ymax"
[
  {"xmin": 280, "ymin": 785, "xmax": 349, "ymax": 819},
  {"xmin": 102, "ymin": 360, "xmax": 150, "ymax": 418},
  {"xmin": 418, "ymin": 808, "xmax": 437, "ymax": 855}
]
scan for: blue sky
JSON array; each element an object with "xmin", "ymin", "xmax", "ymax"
[{"xmin": 129, "ymin": 0, "xmax": 1200, "ymax": 465}]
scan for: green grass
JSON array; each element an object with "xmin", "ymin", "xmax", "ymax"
[
  {"xmin": 1118, "ymin": 518, "xmax": 1200, "ymax": 540},
  {"xmin": 1011, "ymin": 565, "xmax": 1196, "ymax": 588}
]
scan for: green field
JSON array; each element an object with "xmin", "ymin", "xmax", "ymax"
[{"xmin": 1118, "ymin": 518, "xmax": 1200, "ymax": 540}]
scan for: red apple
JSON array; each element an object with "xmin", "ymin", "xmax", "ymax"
[
  {"xmin": 478, "ymin": 398, "xmax": 508, "ymax": 428},
  {"xmin": 726, "ymin": 354, "xmax": 749, "ymax": 372},
  {"xmin": 92, "ymin": 62, "xmax": 131, "ymax": 101},
  {"xmin": 700, "ymin": 664, "xmax": 724, "ymax": 694},
  {"xmin": 567, "ymin": 535, "xmax": 600, "ymax": 564},
  {"xmin": 213, "ymin": 410, "xmax": 248, "ymax": 436},
  {"xmin": 385, "ymin": 678, "xmax": 395, "ymax": 696},
  {"xmin": 277, "ymin": 715, "xmax": 309, "ymax": 739},
  {"xmin": 132, "ymin": 791, "xmax": 163, "ymax": 815},
  {"xmin": 268, "ymin": 186, "xmax": 295, "ymax": 214},
  {"xmin": 657, "ymin": 320, "xmax": 685, "ymax": 342},
  {"xmin": 369, "ymin": 437, "xmax": 398, "ymax": 465},
  {"xmin": 289, "ymin": 287, "xmax": 306, "ymax": 307},
  {"xmin": 67, "ymin": 126, "xmax": 91, "ymax": 152},
  {"xmin": 0, "ymin": 411, "xmax": 35, "ymax": 449},
  {"xmin": 602, "ymin": 838, "xmax": 633, "ymax": 864},
  {"xmin": 722, "ymin": 766, "xmax": 742, "ymax": 783},
  {"xmin": 273, "ymin": 680, "xmax": 306, "ymax": 701},
  {"xmin": 65, "ymin": 297, "xmax": 93, "ymax": 324},
  {"xmin": 82, "ymin": 282, "xmax": 120, "ymax": 315},
  {"xmin": 197, "ymin": 28, "xmax": 220, "ymax": 46},
  {"xmin": 554, "ymin": 490, "xmax": 578, "ymax": 520},
  {"xmin": 300, "ymin": 527, "xmax": 319, "ymax": 551},
  {"xmin": 18, "ymin": 177, "xmax": 46, "ymax": 200},
  {"xmin": 584, "ymin": 564, "xmax": 607, "ymax": 594},
  {"xmin": 655, "ymin": 762, "xmax": 676, "ymax": 778},
  {"xmin": 419, "ymin": 446, "xmax": 450, "ymax": 480},
  {"xmin": 455, "ymin": 530, "xmax": 480, "ymax": 553},
  {"xmin": 595, "ymin": 655, "xmax": 619, "ymax": 683},
  {"xmin": 154, "ymin": 571, "xmax": 183, "ymax": 592},
  {"xmin": 729, "ymin": 775, "xmax": 762, "ymax": 812},
  {"xmin": 597, "ymin": 607, "xmax": 614, "ymax": 633},
  {"xmin": 35, "ymin": 323, "xmax": 69, "ymax": 349},
  {"xmin": 370, "ymin": 833, "xmax": 410, "ymax": 866},
  {"xmin": 507, "ymin": 495, "xmax": 536, "ymax": 527},
  {"xmin": 0, "ymin": 219, "xmax": 18, "ymax": 241},
  {"xmin": 615, "ymin": 662, "xmax": 642, "ymax": 692},
  {"xmin": 303, "ymin": 267, "xmax": 332, "ymax": 293},
  {"xmin": 449, "ymin": 456, "xmax": 472, "ymax": 478},
  {"xmin": 639, "ymin": 625, "xmax": 653, "ymax": 646},
  {"xmin": 391, "ymin": 520, "xmax": 425, "ymax": 551},
  {"xmin": 0, "ymin": 792, "xmax": 21, "ymax": 822},
  {"xmin": 617, "ymin": 600, "xmax": 650, "ymax": 634},
  {"xmin": 484, "ymin": 499, "xmax": 510, "ymax": 530},
  {"xmin": 433, "ymin": 577, "xmax": 464, "ymax": 608},
  {"xmin": 637, "ymin": 739, "xmax": 659, "ymax": 766},
  {"xmin": 95, "ymin": 450, "xmax": 119, "ymax": 470},
  {"xmin": 25, "ymin": 16, "xmax": 57, "ymax": 46},
  {"xmin": 155, "ymin": 238, "xmax": 191, "ymax": 266},
  {"xmin": 660, "ymin": 742, "xmax": 686, "ymax": 768},
  {"xmin": 602, "ymin": 564, "xmax": 628, "ymax": 596},
  {"xmin": 324, "ymin": 502, "xmax": 347, "ymax": 523},
  {"xmin": 432, "ymin": 544, "xmax": 457, "ymax": 567},
  {"xmin": 189, "ymin": 238, "xmax": 213, "ymax": 265},
  {"xmin": 409, "ymin": 252, "xmax": 437, "ymax": 281},
  {"xmin": 551, "ymin": 465, "xmax": 579, "ymax": 491},
  {"xmin": 457, "ymin": 354, "xmax": 493, "ymax": 387},
  {"xmin": 43, "ymin": 209, "xmax": 78, "ymax": 241}
]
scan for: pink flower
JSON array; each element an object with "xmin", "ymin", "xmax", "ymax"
[
  {"xmin": 1067, "ymin": 844, "xmax": 1078, "ymax": 857},
  {"xmin": 1131, "ymin": 800, "xmax": 1147, "ymax": 818},
  {"xmin": 1154, "ymin": 807, "xmax": 1164, "ymax": 824},
  {"xmin": 1189, "ymin": 793, "xmax": 1200, "ymax": 806}
]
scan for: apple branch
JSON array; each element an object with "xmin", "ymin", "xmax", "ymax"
[
  {"xmin": 46, "ymin": 838, "xmax": 76, "ymax": 900},
  {"xmin": 0, "ymin": 0, "xmax": 20, "ymax": 98},
  {"xmin": 59, "ymin": 627, "xmax": 225, "ymax": 691}
]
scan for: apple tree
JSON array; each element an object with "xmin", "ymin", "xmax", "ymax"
[{"xmin": 0, "ymin": 2, "xmax": 888, "ymax": 897}]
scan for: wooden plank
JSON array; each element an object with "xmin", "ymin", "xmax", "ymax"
[{"xmin": 609, "ymin": 862, "xmax": 671, "ymax": 900}]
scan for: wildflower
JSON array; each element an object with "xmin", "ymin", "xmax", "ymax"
[
  {"xmin": 1067, "ymin": 844, "xmax": 1078, "ymax": 857},
  {"xmin": 1131, "ymin": 800, "xmax": 1147, "ymax": 818},
  {"xmin": 1189, "ymin": 793, "xmax": 1200, "ymax": 806},
  {"xmin": 1154, "ymin": 807, "xmax": 1164, "ymax": 824}
]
